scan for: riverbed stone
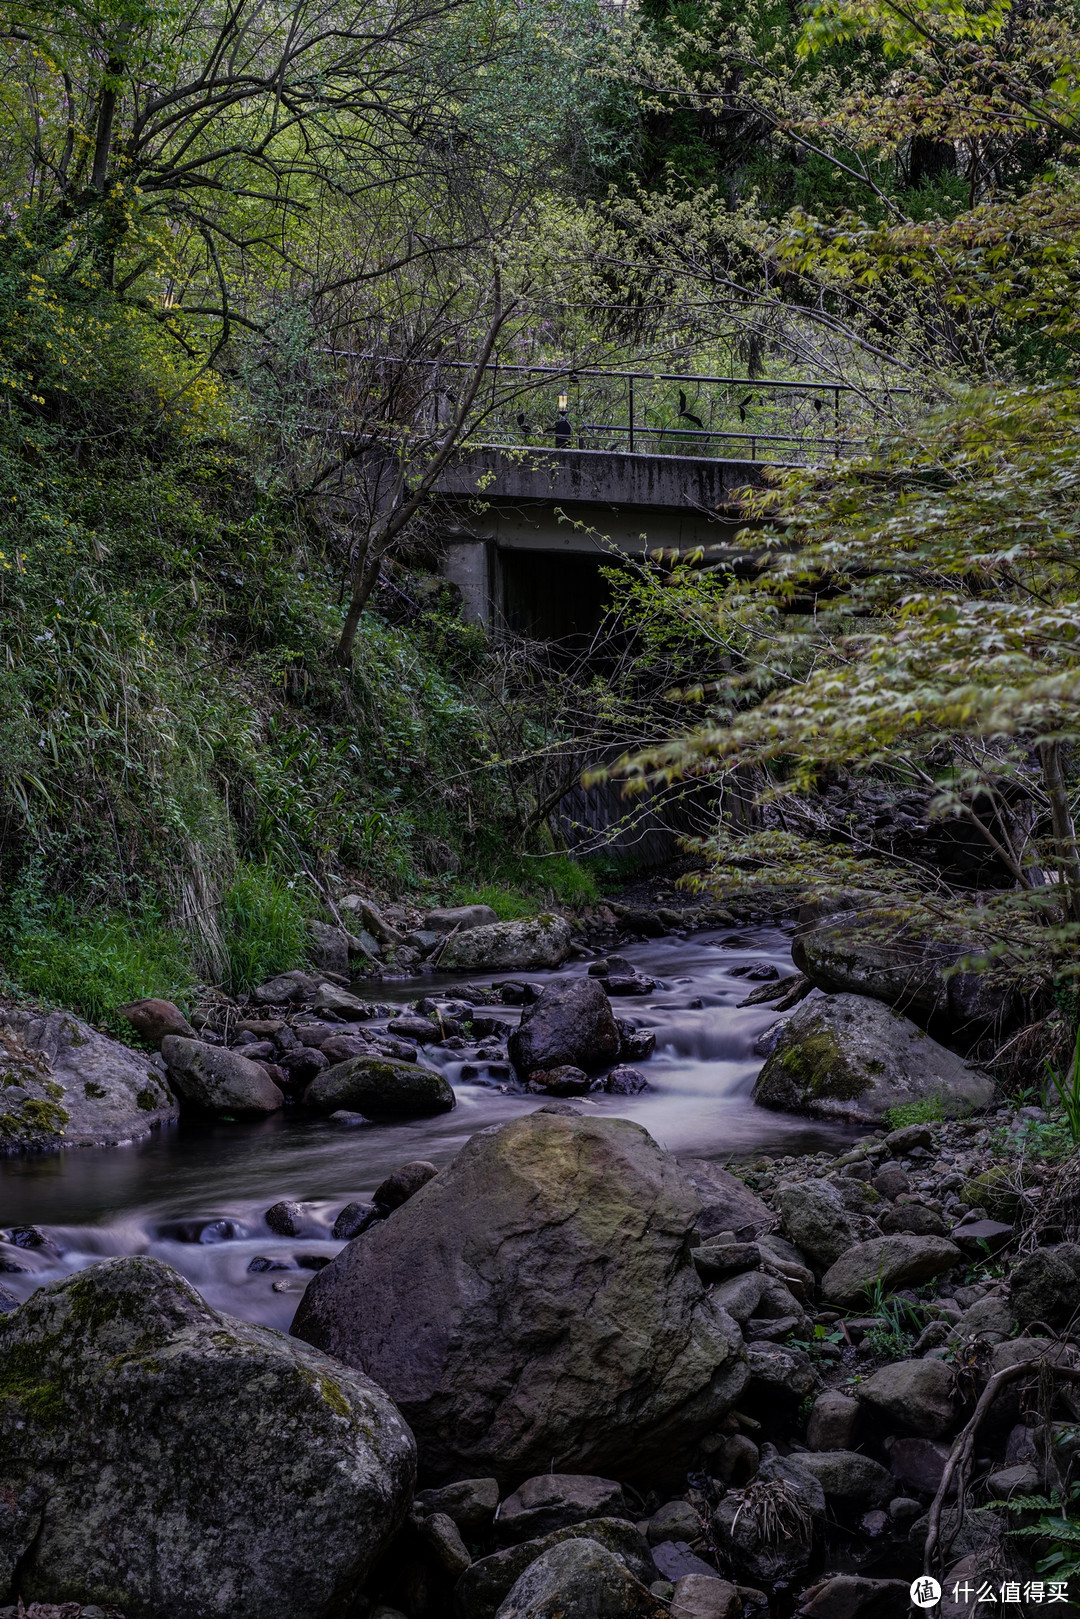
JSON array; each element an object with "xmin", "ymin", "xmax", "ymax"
[
  {"xmin": 1008, "ymin": 1244, "xmax": 1080, "ymax": 1329},
  {"xmin": 509, "ymin": 978, "xmax": 621, "ymax": 1079},
  {"xmin": 415, "ymin": 1477, "xmax": 499, "ymax": 1533},
  {"xmin": 252, "ymin": 969, "xmax": 319, "ymax": 1005},
  {"xmin": 855, "ymin": 1358, "xmax": 958, "ymax": 1437},
  {"xmin": 775, "ymin": 1180, "xmax": 857, "ymax": 1267},
  {"xmin": 302, "ymin": 1055, "xmax": 454, "ymax": 1116},
  {"xmin": 753, "ymin": 994, "xmax": 995, "ymax": 1125},
  {"xmin": 457, "ymin": 1520, "xmax": 656, "ymax": 1619},
  {"xmin": 438, "ymin": 916, "xmax": 573, "ymax": 972},
  {"xmin": 791, "ymin": 1450, "xmax": 894, "ymax": 1508},
  {"xmin": 821, "ymin": 1234, "xmax": 961, "ymax": 1306},
  {"xmin": 496, "ymin": 1475, "xmax": 627, "ymax": 1543},
  {"xmin": 0, "ymin": 1006, "xmax": 178, "ymax": 1151},
  {"xmin": 291, "ymin": 1111, "xmax": 748, "ymax": 1483},
  {"xmin": 681, "ymin": 1161, "xmax": 774, "ymax": 1239},
  {"xmin": 161, "ymin": 1035, "xmax": 284, "ymax": 1117},
  {"xmin": 0, "ymin": 1256, "xmax": 415, "ymax": 1617},
  {"xmin": 671, "ymin": 1574, "xmax": 741, "ymax": 1619},
  {"xmin": 425, "ymin": 904, "xmax": 500, "ymax": 934},
  {"xmin": 118, "ymin": 998, "xmax": 196, "ymax": 1047},
  {"xmin": 806, "ymin": 1391, "xmax": 860, "ymax": 1452},
  {"xmin": 493, "ymin": 1538, "xmax": 666, "ymax": 1619},
  {"xmin": 373, "ymin": 1160, "xmax": 438, "ymax": 1210}
]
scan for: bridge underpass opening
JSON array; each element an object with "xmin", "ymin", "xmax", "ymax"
[{"xmin": 498, "ymin": 548, "xmax": 621, "ymax": 643}]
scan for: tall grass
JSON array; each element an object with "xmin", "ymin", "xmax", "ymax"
[{"xmin": 219, "ymin": 865, "xmax": 309, "ymax": 995}]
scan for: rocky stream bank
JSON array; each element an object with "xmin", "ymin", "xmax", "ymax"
[{"xmin": 0, "ymin": 888, "xmax": 1077, "ymax": 1618}]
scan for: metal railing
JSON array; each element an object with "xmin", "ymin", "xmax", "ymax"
[{"xmin": 315, "ymin": 351, "xmax": 912, "ymax": 463}]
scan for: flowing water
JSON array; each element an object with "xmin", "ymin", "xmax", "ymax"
[{"xmin": 0, "ymin": 924, "xmax": 857, "ymax": 1330}]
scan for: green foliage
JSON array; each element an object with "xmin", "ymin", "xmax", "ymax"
[
  {"xmin": 0, "ymin": 906, "xmax": 194, "ymax": 1037},
  {"xmin": 863, "ymin": 1278, "xmax": 920, "ymax": 1358},
  {"xmin": 1005, "ymin": 1483, "xmax": 1080, "ymax": 1578},
  {"xmin": 219, "ymin": 867, "xmax": 309, "ymax": 997},
  {"xmin": 1045, "ymin": 1026, "xmax": 1080, "ymax": 1145},
  {"xmin": 884, "ymin": 1096, "xmax": 947, "ymax": 1131},
  {"xmin": 451, "ymin": 854, "xmax": 602, "ymax": 917}
]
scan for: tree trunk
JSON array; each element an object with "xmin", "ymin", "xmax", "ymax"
[{"xmin": 1038, "ymin": 740, "xmax": 1080, "ymax": 924}]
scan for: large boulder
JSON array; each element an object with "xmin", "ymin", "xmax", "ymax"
[
  {"xmin": 437, "ymin": 916, "xmax": 572, "ymax": 972},
  {"xmin": 118, "ymin": 998, "xmax": 196, "ymax": 1047},
  {"xmin": 161, "ymin": 1035, "xmax": 284, "ymax": 1117},
  {"xmin": 508, "ymin": 978, "xmax": 620, "ymax": 1079},
  {"xmin": 1008, "ymin": 1244, "xmax": 1080, "ymax": 1329},
  {"xmin": 753, "ymin": 994, "xmax": 995, "ymax": 1125},
  {"xmin": 792, "ymin": 1449, "xmax": 894, "ymax": 1509},
  {"xmin": 302, "ymin": 1055, "xmax": 454, "ymax": 1116},
  {"xmin": 821, "ymin": 1234, "xmax": 961, "ymax": 1307},
  {"xmin": 792, "ymin": 908, "xmax": 1025, "ymax": 1044},
  {"xmin": 292, "ymin": 1111, "xmax": 748, "ymax": 1483},
  {"xmin": 493, "ymin": 1538, "xmax": 665, "ymax": 1619},
  {"xmin": 0, "ymin": 1006, "xmax": 177, "ymax": 1151},
  {"xmin": 0, "ymin": 1257, "xmax": 415, "ymax": 1618}
]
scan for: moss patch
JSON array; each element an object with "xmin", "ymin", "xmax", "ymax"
[{"xmin": 776, "ymin": 1027, "xmax": 872, "ymax": 1102}]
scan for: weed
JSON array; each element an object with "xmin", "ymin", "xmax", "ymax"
[
  {"xmin": 1004, "ymin": 1483, "xmax": 1080, "ymax": 1577},
  {"xmin": 1044, "ymin": 1026, "xmax": 1080, "ymax": 1144},
  {"xmin": 883, "ymin": 1096, "xmax": 947, "ymax": 1131},
  {"xmin": 863, "ymin": 1278, "xmax": 922, "ymax": 1358},
  {"xmin": 219, "ymin": 865, "xmax": 309, "ymax": 995}
]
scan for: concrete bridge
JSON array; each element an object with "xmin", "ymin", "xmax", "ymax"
[{"xmin": 434, "ymin": 444, "xmax": 771, "ymax": 640}]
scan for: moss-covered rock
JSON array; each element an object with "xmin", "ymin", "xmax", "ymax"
[
  {"xmin": 0, "ymin": 1006, "xmax": 177, "ymax": 1153},
  {"xmin": 753, "ymin": 993, "xmax": 995, "ymax": 1125},
  {"xmin": 0, "ymin": 1257, "xmax": 415, "ymax": 1617},
  {"xmin": 303, "ymin": 1054, "xmax": 455, "ymax": 1116}
]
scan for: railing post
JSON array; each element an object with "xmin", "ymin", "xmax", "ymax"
[
  {"xmin": 834, "ymin": 387, "xmax": 841, "ymax": 456},
  {"xmin": 628, "ymin": 379, "xmax": 634, "ymax": 453}
]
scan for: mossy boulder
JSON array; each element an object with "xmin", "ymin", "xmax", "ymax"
[
  {"xmin": 753, "ymin": 993, "xmax": 995, "ymax": 1125},
  {"xmin": 303, "ymin": 1055, "xmax": 455, "ymax": 1116},
  {"xmin": 960, "ymin": 1165, "xmax": 1029, "ymax": 1221},
  {"xmin": 0, "ymin": 1256, "xmax": 415, "ymax": 1618},
  {"xmin": 458, "ymin": 1519, "xmax": 657, "ymax": 1619},
  {"xmin": 292, "ymin": 1111, "xmax": 748, "ymax": 1484},
  {"xmin": 792, "ymin": 908, "xmax": 1026, "ymax": 1045},
  {"xmin": 437, "ymin": 915, "xmax": 572, "ymax": 972},
  {"xmin": 0, "ymin": 1006, "xmax": 177, "ymax": 1152}
]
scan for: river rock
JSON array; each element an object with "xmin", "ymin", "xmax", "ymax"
[
  {"xmin": 438, "ymin": 916, "xmax": 573, "ymax": 972},
  {"xmin": 118, "ymin": 998, "xmax": 196, "ymax": 1047},
  {"xmin": 0, "ymin": 1007, "xmax": 177, "ymax": 1151},
  {"xmin": 806, "ymin": 1391, "xmax": 860, "ymax": 1451},
  {"xmin": 680, "ymin": 1161, "xmax": 774, "ymax": 1239},
  {"xmin": 792, "ymin": 1450, "xmax": 894, "ymax": 1508},
  {"xmin": 308, "ymin": 920, "xmax": 353, "ymax": 975},
  {"xmin": 798, "ymin": 1575, "xmax": 909, "ymax": 1619},
  {"xmin": 1008, "ymin": 1244, "xmax": 1080, "ymax": 1328},
  {"xmin": 160, "ymin": 1035, "xmax": 284, "ymax": 1117},
  {"xmin": 0, "ymin": 1257, "xmax": 414, "ymax": 1617},
  {"xmin": 340, "ymin": 894, "xmax": 407, "ymax": 946},
  {"xmin": 496, "ymin": 1476, "xmax": 627, "ymax": 1543},
  {"xmin": 415, "ymin": 1477, "xmax": 500, "ymax": 1533},
  {"xmin": 458, "ymin": 1519, "xmax": 656, "ymax": 1619},
  {"xmin": 373, "ymin": 1161, "xmax": 438, "ymax": 1209},
  {"xmin": 313, "ymin": 983, "xmax": 375, "ymax": 1020},
  {"xmin": 791, "ymin": 907, "xmax": 1024, "ymax": 1043},
  {"xmin": 753, "ymin": 994, "xmax": 995, "ymax": 1125},
  {"xmin": 265, "ymin": 1199, "xmax": 307, "ymax": 1236},
  {"xmin": 821, "ymin": 1234, "xmax": 961, "ymax": 1306},
  {"xmin": 425, "ymin": 904, "xmax": 500, "ymax": 934},
  {"xmin": 292, "ymin": 1111, "xmax": 748, "ymax": 1483},
  {"xmin": 508, "ymin": 978, "xmax": 620, "ymax": 1078},
  {"xmin": 712, "ymin": 1454, "xmax": 821, "ymax": 1583},
  {"xmin": 252, "ymin": 970, "xmax": 319, "ymax": 1005},
  {"xmin": 302, "ymin": 1055, "xmax": 454, "ymax": 1116},
  {"xmin": 775, "ymin": 1180, "xmax": 857, "ymax": 1267},
  {"xmin": 528, "ymin": 1066, "xmax": 591, "ymax": 1096},
  {"xmin": 671, "ymin": 1574, "xmax": 741, "ymax": 1619},
  {"xmin": 604, "ymin": 1066, "xmax": 649, "ymax": 1095},
  {"xmin": 493, "ymin": 1538, "xmax": 665, "ymax": 1619},
  {"xmin": 855, "ymin": 1358, "xmax": 958, "ymax": 1437}
]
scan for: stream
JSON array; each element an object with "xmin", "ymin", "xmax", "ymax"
[{"xmin": 0, "ymin": 924, "xmax": 858, "ymax": 1330}]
